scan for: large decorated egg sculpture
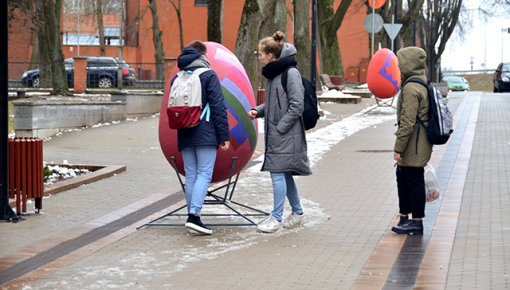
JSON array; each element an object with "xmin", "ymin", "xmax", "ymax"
[
  {"xmin": 367, "ymin": 48, "xmax": 401, "ymax": 99},
  {"xmin": 159, "ymin": 42, "xmax": 258, "ymax": 183}
]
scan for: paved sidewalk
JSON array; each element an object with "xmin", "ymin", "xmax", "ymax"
[{"xmin": 1, "ymin": 92, "xmax": 510, "ymax": 289}]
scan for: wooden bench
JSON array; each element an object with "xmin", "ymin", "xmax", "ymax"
[{"xmin": 320, "ymin": 74, "xmax": 344, "ymax": 91}]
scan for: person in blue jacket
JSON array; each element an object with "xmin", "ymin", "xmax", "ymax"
[{"xmin": 172, "ymin": 42, "xmax": 230, "ymax": 235}]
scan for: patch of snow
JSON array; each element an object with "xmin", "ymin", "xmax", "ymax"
[{"xmin": 25, "ymin": 102, "xmax": 397, "ymax": 288}]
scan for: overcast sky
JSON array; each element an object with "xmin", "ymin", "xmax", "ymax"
[{"xmin": 441, "ymin": 3, "xmax": 509, "ymax": 71}]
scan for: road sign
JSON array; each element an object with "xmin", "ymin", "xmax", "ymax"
[
  {"xmin": 364, "ymin": 13, "xmax": 384, "ymax": 33},
  {"xmin": 383, "ymin": 23, "xmax": 403, "ymax": 40}
]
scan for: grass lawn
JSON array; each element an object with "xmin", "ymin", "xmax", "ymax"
[{"xmin": 460, "ymin": 74, "xmax": 493, "ymax": 92}]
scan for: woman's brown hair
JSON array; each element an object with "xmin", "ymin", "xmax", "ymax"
[{"xmin": 259, "ymin": 31, "xmax": 285, "ymax": 59}]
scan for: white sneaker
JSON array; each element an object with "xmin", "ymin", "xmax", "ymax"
[
  {"xmin": 257, "ymin": 215, "xmax": 281, "ymax": 233},
  {"xmin": 282, "ymin": 212, "xmax": 305, "ymax": 228}
]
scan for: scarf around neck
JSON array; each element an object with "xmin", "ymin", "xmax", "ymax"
[{"xmin": 262, "ymin": 56, "xmax": 298, "ymax": 80}]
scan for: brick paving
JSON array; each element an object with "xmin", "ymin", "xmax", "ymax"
[{"xmin": 1, "ymin": 92, "xmax": 509, "ymax": 289}]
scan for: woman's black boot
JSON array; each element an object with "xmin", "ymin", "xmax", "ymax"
[
  {"xmin": 391, "ymin": 219, "xmax": 423, "ymax": 235},
  {"xmin": 398, "ymin": 215, "xmax": 409, "ymax": 226}
]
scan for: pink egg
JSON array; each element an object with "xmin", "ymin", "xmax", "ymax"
[{"xmin": 159, "ymin": 42, "xmax": 258, "ymax": 183}]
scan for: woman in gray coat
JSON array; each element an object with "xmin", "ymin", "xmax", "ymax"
[{"xmin": 248, "ymin": 31, "xmax": 311, "ymax": 233}]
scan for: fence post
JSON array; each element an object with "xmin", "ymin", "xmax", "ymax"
[{"xmin": 73, "ymin": 56, "xmax": 87, "ymax": 94}]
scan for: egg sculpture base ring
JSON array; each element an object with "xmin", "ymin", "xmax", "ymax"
[{"xmin": 139, "ymin": 156, "xmax": 269, "ymax": 228}]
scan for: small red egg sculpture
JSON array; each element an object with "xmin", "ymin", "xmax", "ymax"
[
  {"xmin": 367, "ymin": 48, "xmax": 401, "ymax": 99},
  {"xmin": 368, "ymin": 0, "xmax": 386, "ymax": 9}
]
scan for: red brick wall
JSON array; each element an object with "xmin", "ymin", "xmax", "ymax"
[
  {"xmin": 8, "ymin": 0, "xmax": 370, "ymax": 80},
  {"xmin": 8, "ymin": 11, "xmax": 35, "ymax": 79}
]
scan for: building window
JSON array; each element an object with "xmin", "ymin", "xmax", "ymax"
[{"xmin": 195, "ymin": 0, "xmax": 208, "ymax": 6}]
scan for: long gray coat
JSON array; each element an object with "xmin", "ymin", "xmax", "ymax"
[{"xmin": 255, "ymin": 44, "xmax": 311, "ymax": 176}]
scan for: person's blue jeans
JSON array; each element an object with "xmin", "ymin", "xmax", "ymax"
[
  {"xmin": 182, "ymin": 146, "xmax": 217, "ymax": 216},
  {"xmin": 270, "ymin": 172, "xmax": 303, "ymax": 222}
]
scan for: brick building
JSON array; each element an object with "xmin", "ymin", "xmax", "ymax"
[{"xmin": 8, "ymin": 0, "xmax": 370, "ymax": 82}]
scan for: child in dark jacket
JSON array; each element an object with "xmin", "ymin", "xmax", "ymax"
[{"xmin": 172, "ymin": 42, "xmax": 230, "ymax": 235}]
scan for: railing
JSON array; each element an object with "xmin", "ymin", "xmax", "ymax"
[
  {"xmin": 8, "ymin": 60, "xmax": 176, "ymax": 90},
  {"xmin": 443, "ymin": 69, "xmax": 495, "ymax": 76},
  {"xmin": 8, "ymin": 137, "xmax": 44, "ymax": 214}
]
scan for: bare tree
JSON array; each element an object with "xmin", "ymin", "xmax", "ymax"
[
  {"xmin": 36, "ymin": 0, "xmax": 68, "ymax": 94},
  {"xmin": 273, "ymin": 0, "xmax": 287, "ymax": 36},
  {"xmin": 477, "ymin": 0, "xmax": 510, "ymax": 15},
  {"xmin": 168, "ymin": 0, "xmax": 184, "ymax": 51},
  {"xmin": 376, "ymin": 0, "xmax": 425, "ymax": 49},
  {"xmin": 376, "ymin": 0, "xmax": 463, "ymax": 81},
  {"xmin": 96, "ymin": 0, "xmax": 105, "ymax": 55},
  {"xmin": 235, "ymin": 0, "xmax": 285, "ymax": 95},
  {"xmin": 294, "ymin": 0, "xmax": 311, "ymax": 79},
  {"xmin": 148, "ymin": 0, "xmax": 165, "ymax": 80},
  {"xmin": 423, "ymin": 0, "xmax": 462, "ymax": 81},
  {"xmin": 208, "ymin": 0, "xmax": 223, "ymax": 43},
  {"xmin": 317, "ymin": 0, "xmax": 353, "ymax": 76}
]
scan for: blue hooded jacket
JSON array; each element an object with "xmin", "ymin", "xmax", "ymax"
[{"xmin": 172, "ymin": 47, "xmax": 230, "ymax": 151}]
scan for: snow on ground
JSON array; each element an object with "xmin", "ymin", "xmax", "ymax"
[{"xmin": 29, "ymin": 103, "xmax": 397, "ymax": 289}]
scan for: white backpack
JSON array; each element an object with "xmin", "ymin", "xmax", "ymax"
[{"xmin": 167, "ymin": 68, "xmax": 210, "ymax": 129}]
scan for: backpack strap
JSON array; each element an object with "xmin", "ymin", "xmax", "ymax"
[
  {"xmin": 403, "ymin": 77, "xmax": 428, "ymax": 153},
  {"xmin": 403, "ymin": 77, "xmax": 429, "ymax": 122},
  {"xmin": 200, "ymin": 103, "xmax": 211, "ymax": 122},
  {"xmin": 280, "ymin": 66, "xmax": 296, "ymax": 94},
  {"xmin": 184, "ymin": 67, "xmax": 211, "ymax": 121},
  {"xmin": 404, "ymin": 76, "xmax": 428, "ymax": 88},
  {"xmin": 193, "ymin": 67, "xmax": 210, "ymax": 75}
]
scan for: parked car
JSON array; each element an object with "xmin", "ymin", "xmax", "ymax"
[
  {"xmin": 493, "ymin": 62, "xmax": 510, "ymax": 93},
  {"xmin": 21, "ymin": 56, "xmax": 137, "ymax": 88},
  {"xmin": 443, "ymin": 75, "xmax": 469, "ymax": 91}
]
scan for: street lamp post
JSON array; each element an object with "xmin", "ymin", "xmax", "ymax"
[
  {"xmin": 0, "ymin": 0, "xmax": 18, "ymax": 221},
  {"xmin": 502, "ymin": 28, "xmax": 506, "ymax": 63},
  {"xmin": 77, "ymin": 0, "xmax": 80, "ymax": 56},
  {"xmin": 428, "ymin": 0, "xmax": 433, "ymax": 81},
  {"xmin": 502, "ymin": 28, "xmax": 509, "ymax": 63}
]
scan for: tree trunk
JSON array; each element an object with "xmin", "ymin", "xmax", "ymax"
[
  {"xmin": 36, "ymin": 0, "xmax": 68, "ymax": 94},
  {"xmin": 374, "ymin": 1, "xmax": 424, "ymax": 52},
  {"xmin": 50, "ymin": 0, "xmax": 68, "ymax": 94},
  {"xmin": 207, "ymin": 0, "xmax": 223, "ymax": 43},
  {"xmin": 177, "ymin": 0, "xmax": 183, "ymax": 50},
  {"xmin": 169, "ymin": 0, "xmax": 184, "ymax": 51},
  {"xmin": 96, "ymin": 0, "xmax": 105, "ymax": 56},
  {"xmin": 148, "ymin": 0, "xmax": 165, "ymax": 80},
  {"xmin": 294, "ymin": 0, "xmax": 311, "ymax": 79},
  {"xmin": 399, "ymin": 0, "xmax": 425, "ymax": 47},
  {"xmin": 422, "ymin": 0, "xmax": 462, "ymax": 82},
  {"xmin": 235, "ymin": 0, "xmax": 281, "ymax": 95},
  {"xmin": 273, "ymin": 0, "xmax": 286, "ymax": 36},
  {"xmin": 35, "ymin": 1, "xmax": 51, "ymax": 88},
  {"xmin": 317, "ymin": 0, "xmax": 352, "ymax": 76}
]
